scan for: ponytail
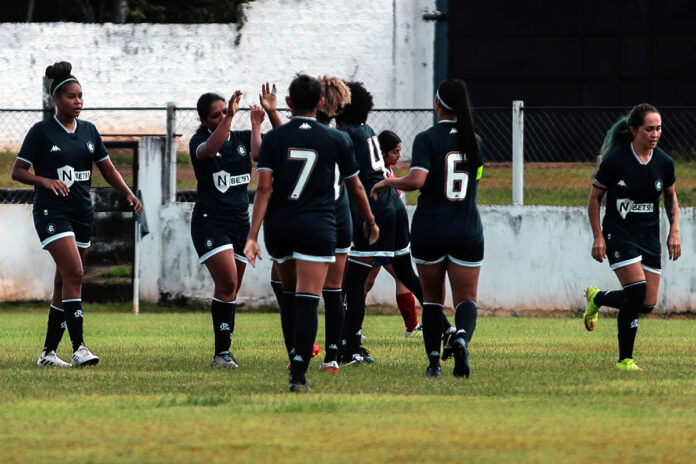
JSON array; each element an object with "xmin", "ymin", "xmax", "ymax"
[
  {"xmin": 597, "ymin": 103, "xmax": 659, "ymax": 166},
  {"xmin": 437, "ymin": 79, "xmax": 480, "ymax": 168}
]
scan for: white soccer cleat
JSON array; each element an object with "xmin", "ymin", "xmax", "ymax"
[
  {"xmin": 71, "ymin": 344, "xmax": 100, "ymax": 367},
  {"xmin": 405, "ymin": 323, "xmax": 423, "ymax": 338},
  {"xmin": 37, "ymin": 350, "xmax": 71, "ymax": 368},
  {"xmin": 211, "ymin": 351, "xmax": 239, "ymax": 368},
  {"xmin": 320, "ymin": 360, "xmax": 340, "ymax": 373}
]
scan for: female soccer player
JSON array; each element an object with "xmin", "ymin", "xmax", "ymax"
[
  {"xmin": 363, "ymin": 130, "xmax": 420, "ymax": 338},
  {"xmin": 372, "ymin": 79, "xmax": 484, "ymax": 378},
  {"xmin": 189, "ymin": 83, "xmax": 280, "ymax": 368},
  {"xmin": 12, "ymin": 61, "xmax": 141, "ymax": 367},
  {"xmin": 584, "ymin": 103, "xmax": 680, "ymax": 371},
  {"xmin": 244, "ymin": 74, "xmax": 378, "ymax": 392},
  {"xmin": 336, "ymin": 81, "xmax": 435, "ymax": 365}
]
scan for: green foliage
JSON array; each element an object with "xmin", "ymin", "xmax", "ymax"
[{"xmin": 0, "ymin": 312, "xmax": 694, "ymax": 463}]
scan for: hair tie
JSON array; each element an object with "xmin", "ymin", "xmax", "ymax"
[
  {"xmin": 52, "ymin": 77, "xmax": 77, "ymax": 95},
  {"xmin": 436, "ymin": 89, "xmax": 454, "ymax": 112}
]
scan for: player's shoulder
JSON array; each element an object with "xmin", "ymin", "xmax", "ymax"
[{"xmin": 653, "ymin": 146, "xmax": 673, "ymax": 164}]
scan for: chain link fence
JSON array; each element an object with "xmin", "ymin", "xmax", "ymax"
[{"xmin": 2, "ymin": 106, "xmax": 696, "ymax": 206}]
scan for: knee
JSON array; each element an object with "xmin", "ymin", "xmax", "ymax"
[
  {"xmin": 215, "ymin": 280, "xmax": 238, "ymax": 301},
  {"xmin": 640, "ymin": 304, "xmax": 656, "ymax": 314},
  {"xmin": 61, "ymin": 266, "xmax": 84, "ymax": 286},
  {"xmin": 622, "ymin": 281, "xmax": 647, "ymax": 306}
]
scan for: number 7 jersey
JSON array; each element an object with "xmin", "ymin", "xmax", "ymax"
[{"xmin": 410, "ymin": 121, "xmax": 485, "ymax": 242}]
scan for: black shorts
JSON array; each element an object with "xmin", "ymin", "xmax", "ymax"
[
  {"xmin": 264, "ymin": 215, "xmax": 336, "ymax": 263},
  {"xmin": 350, "ymin": 189, "xmax": 410, "ymax": 258},
  {"xmin": 335, "ymin": 194, "xmax": 353, "ymax": 254},
  {"xmin": 411, "ymin": 223, "xmax": 484, "ymax": 266},
  {"xmin": 33, "ymin": 206, "xmax": 93, "ymax": 249},
  {"xmin": 191, "ymin": 210, "xmax": 249, "ymax": 264},
  {"xmin": 605, "ymin": 233, "xmax": 661, "ymax": 274}
]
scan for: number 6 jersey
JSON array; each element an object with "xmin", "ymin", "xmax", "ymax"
[{"xmin": 410, "ymin": 121, "xmax": 484, "ymax": 243}]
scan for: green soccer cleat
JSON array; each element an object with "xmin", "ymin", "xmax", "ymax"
[
  {"xmin": 583, "ymin": 286, "xmax": 601, "ymax": 331},
  {"xmin": 616, "ymin": 358, "xmax": 642, "ymax": 371}
]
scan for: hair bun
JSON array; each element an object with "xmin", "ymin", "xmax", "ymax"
[{"xmin": 45, "ymin": 61, "xmax": 73, "ymax": 80}]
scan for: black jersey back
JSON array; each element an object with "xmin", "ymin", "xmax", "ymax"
[
  {"xmin": 594, "ymin": 144, "xmax": 675, "ymax": 253},
  {"xmin": 17, "ymin": 116, "xmax": 108, "ymax": 214},
  {"xmin": 189, "ymin": 129, "xmax": 252, "ymax": 221},
  {"xmin": 257, "ymin": 117, "xmax": 359, "ymax": 233},
  {"xmin": 339, "ymin": 123, "xmax": 386, "ymax": 191},
  {"xmin": 410, "ymin": 122, "xmax": 485, "ymax": 242}
]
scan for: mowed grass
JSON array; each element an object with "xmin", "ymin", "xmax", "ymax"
[{"xmin": 0, "ymin": 309, "xmax": 695, "ymax": 463}]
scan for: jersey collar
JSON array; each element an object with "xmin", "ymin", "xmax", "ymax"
[
  {"xmin": 207, "ymin": 128, "xmax": 231, "ymax": 141},
  {"xmin": 293, "ymin": 116, "xmax": 316, "ymax": 121},
  {"xmin": 53, "ymin": 115, "xmax": 78, "ymax": 134},
  {"xmin": 438, "ymin": 119, "xmax": 457, "ymax": 124},
  {"xmin": 630, "ymin": 142, "xmax": 653, "ymax": 165}
]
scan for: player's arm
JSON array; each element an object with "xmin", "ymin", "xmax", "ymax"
[
  {"xmin": 259, "ymin": 82, "xmax": 282, "ymax": 128},
  {"xmin": 587, "ymin": 184, "xmax": 606, "ymax": 263},
  {"xmin": 96, "ymin": 158, "xmax": 142, "ymax": 214},
  {"xmin": 11, "ymin": 158, "xmax": 69, "ymax": 197},
  {"xmin": 344, "ymin": 175, "xmax": 379, "ymax": 245},
  {"xmin": 663, "ymin": 184, "xmax": 681, "ymax": 260},
  {"xmin": 196, "ymin": 90, "xmax": 243, "ymax": 160},
  {"xmin": 244, "ymin": 169, "xmax": 272, "ymax": 266},
  {"xmin": 250, "ymin": 104, "xmax": 265, "ymax": 161},
  {"xmin": 370, "ymin": 169, "xmax": 427, "ymax": 199}
]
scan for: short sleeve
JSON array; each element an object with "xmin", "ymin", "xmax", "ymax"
[
  {"xmin": 410, "ymin": 131, "xmax": 431, "ymax": 172},
  {"xmin": 93, "ymin": 127, "xmax": 109, "ymax": 163},
  {"xmin": 17, "ymin": 124, "xmax": 43, "ymax": 166},
  {"xmin": 257, "ymin": 133, "xmax": 274, "ymax": 172},
  {"xmin": 663, "ymin": 157, "xmax": 676, "ymax": 189},
  {"xmin": 337, "ymin": 135, "xmax": 359, "ymax": 179},
  {"xmin": 593, "ymin": 155, "xmax": 613, "ymax": 189}
]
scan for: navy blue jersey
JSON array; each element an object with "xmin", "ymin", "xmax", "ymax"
[
  {"xmin": 189, "ymin": 129, "xmax": 252, "ymax": 221},
  {"xmin": 594, "ymin": 144, "xmax": 675, "ymax": 254},
  {"xmin": 339, "ymin": 123, "xmax": 386, "ymax": 191},
  {"xmin": 17, "ymin": 116, "xmax": 108, "ymax": 214},
  {"xmin": 410, "ymin": 121, "xmax": 485, "ymax": 242},
  {"xmin": 258, "ymin": 117, "xmax": 359, "ymax": 235}
]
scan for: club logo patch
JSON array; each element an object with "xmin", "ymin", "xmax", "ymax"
[
  {"xmin": 237, "ymin": 145, "xmax": 247, "ymax": 156},
  {"xmin": 655, "ymin": 180, "xmax": 663, "ymax": 192},
  {"xmin": 205, "ymin": 238, "xmax": 214, "ymax": 249},
  {"xmin": 46, "ymin": 223, "xmax": 56, "ymax": 234},
  {"xmin": 614, "ymin": 251, "xmax": 620, "ymax": 259},
  {"xmin": 86, "ymin": 142, "xmax": 95, "ymax": 153}
]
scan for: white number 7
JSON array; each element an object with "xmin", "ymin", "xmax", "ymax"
[{"xmin": 288, "ymin": 148, "xmax": 318, "ymax": 200}]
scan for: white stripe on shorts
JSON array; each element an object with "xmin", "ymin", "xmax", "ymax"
[
  {"xmin": 610, "ymin": 256, "xmax": 641, "ymax": 271},
  {"xmin": 199, "ymin": 244, "xmax": 234, "ymax": 264},
  {"xmin": 411, "ymin": 255, "xmax": 447, "ymax": 265},
  {"xmin": 642, "ymin": 264, "xmax": 661, "ymax": 275},
  {"xmin": 42, "ymin": 232, "xmax": 75, "ymax": 249},
  {"xmin": 448, "ymin": 255, "xmax": 483, "ymax": 268}
]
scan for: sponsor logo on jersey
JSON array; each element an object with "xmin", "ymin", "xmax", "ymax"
[
  {"xmin": 212, "ymin": 171, "xmax": 251, "ymax": 193},
  {"xmin": 299, "ymin": 123, "xmax": 312, "ymax": 130},
  {"xmin": 86, "ymin": 142, "xmax": 95, "ymax": 153},
  {"xmin": 57, "ymin": 165, "xmax": 90, "ymax": 188},
  {"xmin": 616, "ymin": 198, "xmax": 654, "ymax": 219},
  {"xmin": 617, "ymin": 179, "xmax": 627, "ymax": 187},
  {"xmin": 50, "ymin": 145, "xmax": 61, "ymax": 152},
  {"xmin": 205, "ymin": 238, "xmax": 214, "ymax": 249},
  {"xmin": 237, "ymin": 145, "xmax": 247, "ymax": 156},
  {"xmin": 46, "ymin": 223, "xmax": 56, "ymax": 234},
  {"xmin": 655, "ymin": 180, "xmax": 663, "ymax": 192}
]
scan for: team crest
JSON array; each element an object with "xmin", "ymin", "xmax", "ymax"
[
  {"xmin": 205, "ymin": 238, "xmax": 214, "ymax": 249},
  {"xmin": 46, "ymin": 223, "xmax": 56, "ymax": 234},
  {"xmin": 614, "ymin": 251, "xmax": 620, "ymax": 259},
  {"xmin": 57, "ymin": 165, "xmax": 75, "ymax": 188},
  {"xmin": 212, "ymin": 170, "xmax": 231, "ymax": 193},
  {"xmin": 237, "ymin": 145, "xmax": 247, "ymax": 156},
  {"xmin": 86, "ymin": 141, "xmax": 95, "ymax": 153},
  {"xmin": 655, "ymin": 180, "xmax": 663, "ymax": 192}
]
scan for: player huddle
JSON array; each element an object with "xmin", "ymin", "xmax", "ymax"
[{"xmin": 13, "ymin": 62, "xmax": 681, "ymax": 390}]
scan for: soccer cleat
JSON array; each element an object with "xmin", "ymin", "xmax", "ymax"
[
  {"xmin": 320, "ymin": 360, "xmax": 340, "ymax": 373},
  {"xmin": 425, "ymin": 360, "xmax": 442, "ymax": 377},
  {"xmin": 584, "ymin": 286, "xmax": 601, "ymax": 331},
  {"xmin": 616, "ymin": 358, "xmax": 642, "ymax": 371},
  {"xmin": 37, "ymin": 350, "xmax": 71, "ymax": 368},
  {"xmin": 441, "ymin": 327, "xmax": 457, "ymax": 360},
  {"xmin": 312, "ymin": 343, "xmax": 321, "ymax": 358},
  {"xmin": 340, "ymin": 353, "xmax": 364, "ymax": 366},
  {"xmin": 211, "ymin": 351, "xmax": 239, "ymax": 368},
  {"xmin": 451, "ymin": 331, "xmax": 470, "ymax": 378},
  {"xmin": 71, "ymin": 344, "xmax": 99, "ymax": 367},
  {"xmin": 358, "ymin": 346, "xmax": 374, "ymax": 363},
  {"xmin": 405, "ymin": 323, "xmax": 423, "ymax": 338}
]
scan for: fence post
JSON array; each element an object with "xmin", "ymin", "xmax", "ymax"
[
  {"xmin": 512, "ymin": 100, "xmax": 524, "ymax": 205},
  {"xmin": 165, "ymin": 102, "xmax": 177, "ymax": 204},
  {"xmin": 42, "ymin": 77, "xmax": 55, "ymax": 119}
]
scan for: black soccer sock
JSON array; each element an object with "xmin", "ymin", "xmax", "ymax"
[
  {"xmin": 43, "ymin": 304, "xmax": 66, "ymax": 353},
  {"xmin": 454, "ymin": 300, "xmax": 478, "ymax": 343},
  {"xmin": 641, "ymin": 304, "xmax": 656, "ymax": 314},
  {"xmin": 617, "ymin": 281, "xmax": 646, "ymax": 361},
  {"xmin": 422, "ymin": 303, "xmax": 444, "ymax": 359},
  {"xmin": 279, "ymin": 290, "xmax": 296, "ymax": 360},
  {"xmin": 270, "ymin": 280, "xmax": 283, "ymax": 306},
  {"xmin": 62, "ymin": 299, "xmax": 84, "ymax": 352},
  {"xmin": 290, "ymin": 293, "xmax": 320, "ymax": 384},
  {"xmin": 594, "ymin": 289, "xmax": 625, "ymax": 309},
  {"xmin": 341, "ymin": 259, "xmax": 372, "ymax": 356},
  {"xmin": 391, "ymin": 253, "xmax": 423, "ymax": 304},
  {"xmin": 211, "ymin": 298, "xmax": 236, "ymax": 355},
  {"xmin": 322, "ymin": 288, "xmax": 344, "ymax": 364}
]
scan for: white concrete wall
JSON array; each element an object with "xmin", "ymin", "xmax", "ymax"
[{"xmin": 0, "ymin": 0, "xmax": 435, "ymax": 150}]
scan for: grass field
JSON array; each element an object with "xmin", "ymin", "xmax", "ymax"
[{"xmin": 1, "ymin": 306, "xmax": 694, "ymax": 463}]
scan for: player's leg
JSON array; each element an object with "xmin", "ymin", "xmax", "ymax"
[
  {"xmin": 642, "ymin": 270, "xmax": 660, "ymax": 314},
  {"xmin": 204, "ymin": 249, "xmax": 239, "ymax": 368},
  {"xmin": 614, "ymin": 262, "xmax": 647, "ymax": 370},
  {"xmin": 364, "ymin": 264, "xmax": 381, "ymax": 295},
  {"xmin": 322, "ymin": 253, "xmax": 347, "ymax": 370},
  {"xmin": 447, "ymin": 259, "xmax": 481, "ymax": 379},
  {"xmin": 341, "ymin": 255, "xmax": 374, "ymax": 363},
  {"xmin": 276, "ymin": 260, "xmax": 298, "ymax": 363},
  {"xmin": 416, "ymin": 261, "xmax": 447, "ymax": 377},
  {"xmin": 384, "ymin": 264, "xmax": 419, "ymax": 335}
]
